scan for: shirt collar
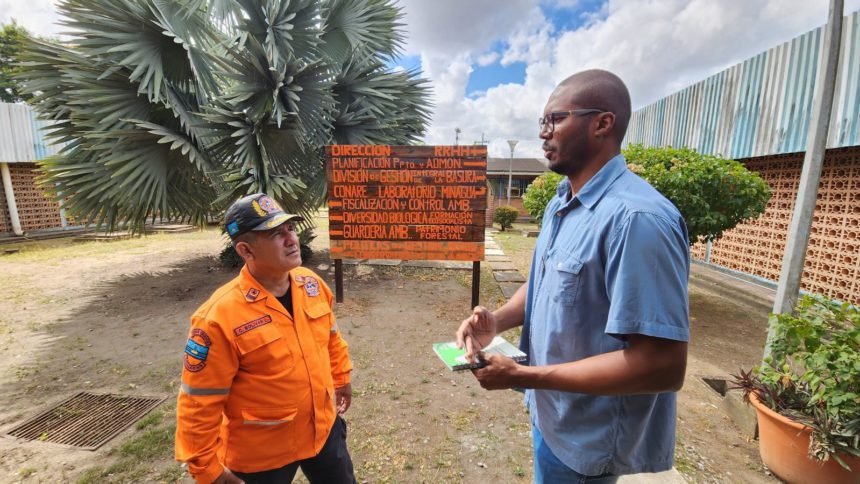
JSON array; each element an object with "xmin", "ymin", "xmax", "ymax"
[{"xmin": 556, "ymin": 154, "xmax": 628, "ymax": 210}]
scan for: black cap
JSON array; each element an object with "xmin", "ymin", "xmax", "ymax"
[{"xmin": 224, "ymin": 193, "xmax": 303, "ymax": 240}]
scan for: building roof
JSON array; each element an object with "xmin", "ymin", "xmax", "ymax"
[{"xmin": 487, "ymin": 157, "xmax": 548, "ymax": 176}]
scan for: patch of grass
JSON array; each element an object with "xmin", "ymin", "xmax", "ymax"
[
  {"xmin": 135, "ymin": 410, "xmax": 164, "ymax": 430},
  {"xmin": 673, "ymin": 437, "xmax": 696, "ymax": 476},
  {"xmin": 11, "ymin": 364, "xmax": 38, "ymax": 381},
  {"xmin": 492, "ymin": 226, "xmax": 538, "ymax": 277},
  {"xmin": 119, "ymin": 423, "xmax": 176, "ymax": 460},
  {"xmin": 4, "ymin": 230, "xmax": 220, "ymax": 263},
  {"xmin": 156, "ymin": 463, "xmax": 186, "ymax": 482},
  {"xmin": 453, "ymin": 264, "xmax": 504, "ymax": 308},
  {"xmin": 77, "ymin": 458, "xmax": 142, "ymax": 484},
  {"xmin": 19, "ymin": 466, "xmax": 38, "ymax": 478},
  {"xmin": 110, "ymin": 365, "xmax": 130, "ymax": 376}
]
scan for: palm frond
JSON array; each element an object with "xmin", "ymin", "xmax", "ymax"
[
  {"xmin": 331, "ymin": 53, "xmax": 431, "ymax": 144},
  {"xmin": 321, "ymin": 0, "xmax": 405, "ymax": 64},
  {"xmin": 58, "ymin": 0, "xmax": 219, "ymax": 104},
  {"xmin": 234, "ymin": 0, "xmax": 322, "ymax": 66},
  {"xmin": 22, "ymin": 0, "xmax": 432, "ymax": 232}
]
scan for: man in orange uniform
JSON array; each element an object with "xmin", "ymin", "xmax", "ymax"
[{"xmin": 176, "ymin": 193, "xmax": 356, "ymax": 484}]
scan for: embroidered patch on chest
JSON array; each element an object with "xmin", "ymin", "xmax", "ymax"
[
  {"xmin": 184, "ymin": 328, "xmax": 211, "ymax": 372},
  {"xmin": 234, "ymin": 315, "xmax": 273, "ymax": 336}
]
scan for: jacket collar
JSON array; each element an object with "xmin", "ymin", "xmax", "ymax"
[{"xmin": 237, "ymin": 265, "xmax": 293, "ymax": 317}]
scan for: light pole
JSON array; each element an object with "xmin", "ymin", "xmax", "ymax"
[
  {"xmin": 506, "ymin": 139, "xmax": 518, "ymax": 206},
  {"xmin": 455, "ymin": 127, "xmax": 461, "ymax": 146}
]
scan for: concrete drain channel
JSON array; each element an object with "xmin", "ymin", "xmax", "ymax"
[{"xmin": 5, "ymin": 392, "xmax": 165, "ymax": 450}]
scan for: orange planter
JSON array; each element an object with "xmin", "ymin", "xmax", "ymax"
[{"xmin": 750, "ymin": 392, "xmax": 860, "ymax": 484}]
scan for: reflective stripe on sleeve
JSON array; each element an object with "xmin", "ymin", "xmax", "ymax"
[{"xmin": 180, "ymin": 382, "xmax": 230, "ymax": 396}]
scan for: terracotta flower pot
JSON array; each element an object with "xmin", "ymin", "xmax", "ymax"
[{"xmin": 750, "ymin": 392, "xmax": 860, "ymax": 483}]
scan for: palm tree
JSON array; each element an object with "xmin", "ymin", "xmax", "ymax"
[{"xmin": 17, "ymin": 0, "xmax": 431, "ymax": 230}]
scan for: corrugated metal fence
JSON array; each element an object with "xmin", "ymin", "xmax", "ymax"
[
  {"xmin": 624, "ymin": 9, "xmax": 860, "ymax": 157},
  {"xmin": 0, "ymin": 103, "xmax": 62, "ymax": 163}
]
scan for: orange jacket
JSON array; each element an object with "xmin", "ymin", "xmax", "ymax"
[{"xmin": 175, "ymin": 265, "xmax": 352, "ymax": 483}]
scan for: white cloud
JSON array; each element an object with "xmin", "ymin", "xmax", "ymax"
[
  {"xmin": 397, "ymin": 0, "xmax": 539, "ymax": 57},
  {"xmin": 422, "ymin": 0, "xmax": 860, "ymax": 157},
  {"xmin": 0, "ymin": 0, "xmax": 62, "ymax": 38},
  {"xmin": 499, "ymin": 10, "xmax": 555, "ymax": 66},
  {"xmin": 476, "ymin": 51, "xmax": 500, "ymax": 67}
]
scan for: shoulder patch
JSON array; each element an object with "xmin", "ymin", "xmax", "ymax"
[
  {"xmin": 234, "ymin": 315, "xmax": 273, "ymax": 337},
  {"xmin": 184, "ymin": 328, "xmax": 211, "ymax": 372},
  {"xmin": 303, "ymin": 277, "xmax": 320, "ymax": 297},
  {"xmin": 245, "ymin": 287, "xmax": 261, "ymax": 301}
]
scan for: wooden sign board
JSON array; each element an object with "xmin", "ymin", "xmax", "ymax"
[{"xmin": 325, "ymin": 145, "xmax": 487, "ymax": 261}]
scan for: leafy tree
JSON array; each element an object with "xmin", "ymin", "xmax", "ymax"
[
  {"xmin": 625, "ymin": 144, "xmax": 771, "ymax": 244},
  {"xmin": 523, "ymin": 171, "xmax": 564, "ymax": 227},
  {"xmin": 16, "ymin": 0, "xmax": 431, "ymax": 231},
  {"xmin": 0, "ymin": 20, "xmax": 31, "ymax": 103},
  {"xmin": 493, "ymin": 205, "xmax": 518, "ymax": 231},
  {"xmin": 521, "ymin": 145, "xmax": 772, "ymax": 243}
]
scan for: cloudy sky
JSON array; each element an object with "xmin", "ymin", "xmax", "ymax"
[{"xmin": 3, "ymin": 0, "xmax": 858, "ymax": 157}]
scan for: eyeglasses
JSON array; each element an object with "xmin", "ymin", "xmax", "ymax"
[{"xmin": 538, "ymin": 109, "xmax": 608, "ymax": 134}]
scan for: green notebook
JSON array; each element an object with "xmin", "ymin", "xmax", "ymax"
[{"xmin": 432, "ymin": 336, "xmax": 527, "ymax": 371}]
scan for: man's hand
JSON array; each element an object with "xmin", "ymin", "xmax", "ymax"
[
  {"xmin": 214, "ymin": 468, "xmax": 244, "ymax": 484},
  {"xmin": 456, "ymin": 306, "xmax": 498, "ymax": 362},
  {"xmin": 472, "ymin": 353, "xmax": 522, "ymax": 390},
  {"xmin": 335, "ymin": 383, "xmax": 352, "ymax": 414}
]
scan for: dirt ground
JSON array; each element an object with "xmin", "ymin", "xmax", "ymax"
[{"xmin": 0, "ymin": 227, "xmax": 778, "ymax": 483}]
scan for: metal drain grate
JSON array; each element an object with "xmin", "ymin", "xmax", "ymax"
[{"xmin": 5, "ymin": 392, "xmax": 166, "ymax": 450}]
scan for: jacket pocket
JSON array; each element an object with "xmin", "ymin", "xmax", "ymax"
[
  {"xmin": 241, "ymin": 406, "xmax": 298, "ymax": 426},
  {"xmin": 236, "ymin": 323, "xmax": 293, "ymax": 374},
  {"xmin": 554, "ymin": 257, "xmax": 583, "ymax": 306},
  {"xmin": 304, "ymin": 303, "xmax": 333, "ymax": 347}
]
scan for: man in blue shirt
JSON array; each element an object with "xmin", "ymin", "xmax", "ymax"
[{"xmin": 456, "ymin": 69, "xmax": 690, "ymax": 483}]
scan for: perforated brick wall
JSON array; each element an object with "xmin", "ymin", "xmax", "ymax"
[
  {"xmin": 0, "ymin": 164, "xmax": 63, "ymax": 234},
  {"xmin": 692, "ymin": 146, "xmax": 860, "ymax": 305}
]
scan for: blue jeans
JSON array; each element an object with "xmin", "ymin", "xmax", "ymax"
[{"xmin": 532, "ymin": 423, "xmax": 618, "ymax": 484}]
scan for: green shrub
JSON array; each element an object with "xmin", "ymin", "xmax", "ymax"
[
  {"xmin": 624, "ymin": 144, "xmax": 771, "ymax": 244},
  {"xmin": 219, "ymin": 244, "xmax": 243, "ymax": 268},
  {"xmin": 493, "ymin": 206, "xmax": 519, "ymax": 231},
  {"xmin": 520, "ymin": 146, "xmax": 771, "ymax": 243},
  {"xmin": 523, "ymin": 172, "xmax": 564, "ymax": 226}
]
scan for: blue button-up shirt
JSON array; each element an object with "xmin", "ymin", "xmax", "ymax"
[{"xmin": 522, "ymin": 154, "xmax": 690, "ymax": 476}]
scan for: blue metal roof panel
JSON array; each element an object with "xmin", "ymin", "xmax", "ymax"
[{"xmin": 625, "ymin": 9, "xmax": 860, "ymax": 157}]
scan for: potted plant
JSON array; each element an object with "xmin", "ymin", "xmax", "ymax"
[{"xmin": 732, "ymin": 295, "xmax": 859, "ymax": 483}]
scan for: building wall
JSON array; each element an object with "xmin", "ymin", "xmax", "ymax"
[
  {"xmin": 488, "ymin": 175, "xmax": 537, "ymax": 216},
  {"xmin": 1, "ymin": 103, "xmax": 66, "ymax": 236},
  {"xmin": 691, "ymin": 146, "xmax": 860, "ymax": 304},
  {"xmin": 624, "ymin": 9, "xmax": 860, "ymax": 157},
  {"xmin": 0, "ymin": 164, "xmax": 63, "ymax": 234}
]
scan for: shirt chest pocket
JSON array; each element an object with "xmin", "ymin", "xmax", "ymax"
[
  {"xmin": 236, "ymin": 323, "xmax": 293, "ymax": 374},
  {"xmin": 304, "ymin": 303, "xmax": 333, "ymax": 348},
  {"xmin": 553, "ymin": 257, "xmax": 583, "ymax": 306}
]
